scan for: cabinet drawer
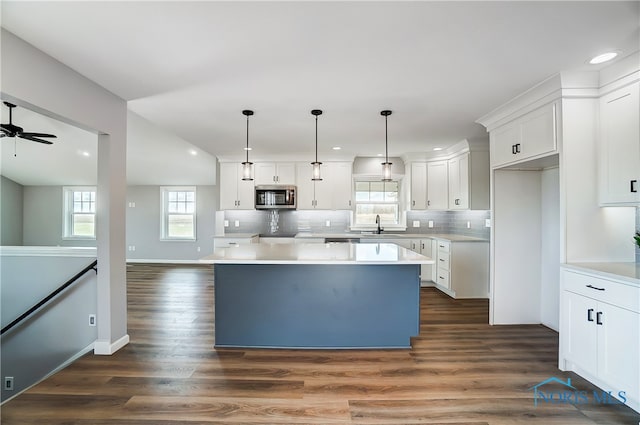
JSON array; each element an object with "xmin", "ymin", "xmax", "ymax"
[
  {"xmin": 436, "ymin": 269, "xmax": 450, "ymax": 288},
  {"xmin": 563, "ymin": 270, "xmax": 639, "ymax": 313},
  {"xmin": 437, "ymin": 252, "xmax": 450, "ymax": 271},
  {"xmin": 436, "ymin": 240, "xmax": 450, "ymax": 253}
]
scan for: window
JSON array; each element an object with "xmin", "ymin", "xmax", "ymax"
[
  {"xmin": 64, "ymin": 187, "xmax": 96, "ymax": 239},
  {"xmin": 354, "ymin": 181, "xmax": 400, "ymax": 225},
  {"xmin": 161, "ymin": 187, "xmax": 196, "ymax": 240}
]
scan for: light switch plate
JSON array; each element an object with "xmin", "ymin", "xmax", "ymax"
[
  {"xmin": 325, "ymin": 220, "xmax": 331, "ymax": 227},
  {"xmin": 224, "ymin": 220, "xmax": 229, "ymax": 227},
  {"xmin": 234, "ymin": 220, "xmax": 240, "ymax": 227},
  {"xmin": 485, "ymin": 219, "xmax": 491, "ymax": 228},
  {"xmin": 412, "ymin": 220, "xmax": 420, "ymax": 228},
  {"xmin": 467, "ymin": 221, "xmax": 471, "ymax": 228},
  {"xmin": 428, "ymin": 220, "xmax": 434, "ymax": 228}
]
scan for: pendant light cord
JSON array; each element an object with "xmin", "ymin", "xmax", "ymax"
[
  {"xmin": 385, "ymin": 114, "xmax": 388, "ymax": 163},
  {"xmin": 245, "ymin": 114, "xmax": 250, "ymax": 163},
  {"xmin": 315, "ymin": 114, "xmax": 318, "ymax": 162}
]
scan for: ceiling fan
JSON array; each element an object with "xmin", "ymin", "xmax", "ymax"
[{"xmin": 1, "ymin": 101, "xmax": 57, "ymax": 145}]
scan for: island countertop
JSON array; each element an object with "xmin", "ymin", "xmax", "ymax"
[{"xmin": 200, "ymin": 242, "xmax": 434, "ymax": 265}]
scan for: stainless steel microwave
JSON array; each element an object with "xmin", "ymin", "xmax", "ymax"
[{"xmin": 255, "ymin": 185, "xmax": 297, "ymax": 209}]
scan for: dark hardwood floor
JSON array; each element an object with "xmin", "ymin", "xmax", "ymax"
[{"xmin": 2, "ymin": 263, "xmax": 639, "ymax": 424}]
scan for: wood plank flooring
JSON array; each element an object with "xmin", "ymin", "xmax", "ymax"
[{"xmin": 2, "ymin": 263, "xmax": 639, "ymax": 424}]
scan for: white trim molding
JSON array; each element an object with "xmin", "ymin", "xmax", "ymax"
[{"xmin": 93, "ymin": 334, "xmax": 130, "ymax": 355}]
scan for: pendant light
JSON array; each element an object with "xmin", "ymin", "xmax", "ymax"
[
  {"xmin": 241, "ymin": 109, "xmax": 254, "ymax": 181},
  {"xmin": 381, "ymin": 110, "xmax": 392, "ymax": 181},
  {"xmin": 311, "ymin": 109, "xmax": 323, "ymax": 181}
]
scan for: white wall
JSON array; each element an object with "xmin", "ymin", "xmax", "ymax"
[
  {"xmin": 1, "ymin": 29, "xmax": 128, "ymax": 354},
  {"xmin": 0, "ymin": 176, "xmax": 23, "ymax": 246},
  {"xmin": 126, "ymin": 185, "xmax": 216, "ymax": 261},
  {"xmin": 540, "ymin": 167, "xmax": 560, "ymax": 331}
]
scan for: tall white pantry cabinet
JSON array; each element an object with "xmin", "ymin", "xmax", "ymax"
[{"xmin": 478, "ymin": 53, "xmax": 639, "ymax": 414}]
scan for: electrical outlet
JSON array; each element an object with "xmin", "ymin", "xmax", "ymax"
[
  {"xmin": 224, "ymin": 220, "xmax": 229, "ymax": 227},
  {"xmin": 466, "ymin": 221, "xmax": 471, "ymax": 228},
  {"xmin": 234, "ymin": 220, "xmax": 240, "ymax": 227},
  {"xmin": 412, "ymin": 220, "xmax": 420, "ymax": 228},
  {"xmin": 4, "ymin": 377, "xmax": 14, "ymax": 391},
  {"xmin": 128, "ymin": 245, "xmax": 136, "ymax": 251},
  {"xmin": 197, "ymin": 247, "xmax": 201, "ymax": 252},
  {"xmin": 428, "ymin": 220, "xmax": 434, "ymax": 228},
  {"xmin": 485, "ymin": 219, "xmax": 491, "ymax": 228},
  {"xmin": 325, "ymin": 220, "xmax": 331, "ymax": 227},
  {"xmin": 128, "ymin": 202, "xmax": 136, "ymax": 208},
  {"xmin": 88, "ymin": 314, "xmax": 96, "ymax": 327}
]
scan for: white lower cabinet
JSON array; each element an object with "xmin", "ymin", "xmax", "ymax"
[
  {"xmin": 409, "ymin": 238, "xmax": 434, "ymax": 286},
  {"xmin": 433, "ymin": 239, "xmax": 488, "ymax": 298},
  {"xmin": 560, "ymin": 269, "xmax": 639, "ymax": 413}
]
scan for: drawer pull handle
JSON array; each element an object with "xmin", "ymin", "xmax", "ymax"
[
  {"xmin": 587, "ymin": 308, "xmax": 594, "ymax": 322},
  {"xmin": 439, "ymin": 276, "xmax": 445, "ymax": 279},
  {"xmin": 596, "ymin": 311, "xmax": 603, "ymax": 325},
  {"xmin": 586, "ymin": 284, "xmax": 605, "ymax": 291},
  {"xmin": 631, "ymin": 180, "xmax": 638, "ymax": 193}
]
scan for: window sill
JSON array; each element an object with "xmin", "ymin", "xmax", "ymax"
[
  {"xmin": 160, "ymin": 238, "xmax": 197, "ymax": 242},
  {"xmin": 62, "ymin": 236, "xmax": 96, "ymax": 241}
]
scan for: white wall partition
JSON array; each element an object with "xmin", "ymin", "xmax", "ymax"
[
  {"xmin": 1, "ymin": 247, "xmax": 98, "ymax": 402},
  {"xmin": 1, "ymin": 29, "xmax": 128, "ymax": 354}
]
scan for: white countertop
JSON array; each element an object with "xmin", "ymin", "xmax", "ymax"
[
  {"xmin": 213, "ymin": 233, "xmax": 259, "ymax": 239},
  {"xmin": 563, "ymin": 262, "xmax": 640, "ymax": 286},
  {"xmin": 294, "ymin": 232, "xmax": 488, "ymax": 242},
  {"xmin": 200, "ymin": 242, "xmax": 435, "ymax": 265}
]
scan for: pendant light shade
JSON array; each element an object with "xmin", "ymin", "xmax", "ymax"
[
  {"xmin": 311, "ymin": 109, "xmax": 323, "ymax": 181},
  {"xmin": 241, "ymin": 110, "xmax": 254, "ymax": 181},
  {"xmin": 381, "ymin": 110, "xmax": 392, "ymax": 182}
]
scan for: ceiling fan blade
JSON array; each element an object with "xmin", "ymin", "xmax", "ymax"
[
  {"xmin": 20, "ymin": 132, "xmax": 57, "ymax": 139},
  {"xmin": 19, "ymin": 134, "xmax": 54, "ymax": 145},
  {"xmin": 0, "ymin": 133, "xmax": 6, "ymax": 138}
]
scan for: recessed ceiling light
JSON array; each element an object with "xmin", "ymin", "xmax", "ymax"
[
  {"xmin": 79, "ymin": 150, "xmax": 90, "ymax": 157},
  {"xmin": 243, "ymin": 147, "xmax": 252, "ymax": 151},
  {"xmin": 377, "ymin": 153, "xmax": 383, "ymax": 157},
  {"xmin": 433, "ymin": 147, "xmax": 443, "ymax": 151},
  {"xmin": 589, "ymin": 52, "xmax": 618, "ymax": 65},
  {"xmin": 188, "ymin": 149, "xmax": 198, "ymax": 156},
  {"xmin": 332, "ymin": 146, "xmax": 341, "ymax": 150}
]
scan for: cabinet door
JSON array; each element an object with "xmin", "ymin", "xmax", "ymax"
[
  {"xmin": 275, "ymin": 163, "xmax": 296, "ymax": 185},
  {"xmin": 329, "ymin": 162, "xmax": 353, "ymax": 210},
  {"xmin": 254, "ymin": 163, "xmax": 277, "ymax": 185},
  {"xmin": 491, "ymin": 123, "xmax": 520, "ymax": 167},
  {"xmin": 295, "ymin": 163, "xmax": 316, "ymax": 209},
  {"xmin": 448, "ymin": 154, "xmax": 469, "ymax": 210},
  {"xmin": 237, "ymin": 176, "xmax": 255, "ymax": 209},
  {"xmin": 219, "ymin": 163, "xmax": 240, "ymax": 210},
  {"xmin": 419, "ymin": 239, "xmax": 434, "ymax": 284},
  {"xmin": 411, "ymin": 162, "xmax": 427, "ymax": 210},
  {"xmin": 519, "ymin": 103, "xmax": 557, "ymax": 159},
  {"xmin": 597, "ymin": 303, "xmax": 639, "ymax": 406},
  {"xmin": 599, "ymin": 82, "xmax": 640, "ymax": 205},
  {"xmin": 427, "ymin": 161, "xmax": 448, "ymax": 209},
  {"xmin": 563, "ymin": 291, "xmax": 598, "ymax": 375}
]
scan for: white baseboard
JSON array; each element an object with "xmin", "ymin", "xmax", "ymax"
[{"xmin": 94, "ymin": 334, "xmax": 130, "ymax": 355}]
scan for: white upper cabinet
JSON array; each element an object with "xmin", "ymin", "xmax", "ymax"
[
  {"xmin": 329, "ymin": 162, "xmax": 353, "ymax": 210},
  {"xmin": 254, "ymin": 162, "xmax": 296, "ymax": 185},
  {"xmin": 448, "ymin": 153, "xmax": 469, "ymax": 209},
  {"xmin": 295, "ymin": 162, "xmax": 352, "ymax": 210},
  {"xmin": 410, "ymin": 162, "xmax": 428, "ymax": 210},
  {"xmin": 219, "ymin": 163, "xmax": 255, "ymax": 210},
  {"xmin": 598, "ymin": 81, "xmax": 640, "ymax": 206},
  {"xmin": 491, "ymin": 102, "xmax": 558, "ymax": 168},
  {"xmin": 427, "ymin": 160, "xmax": 448, "ymax": 210},
  {"xmin": 448, "ymin": 151, "xmax": 490, "ymax": 210}
]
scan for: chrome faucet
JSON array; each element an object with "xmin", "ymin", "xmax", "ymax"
[{"xmin": 375, "ymin": 214, "xmax": 383, "ymax": 234}]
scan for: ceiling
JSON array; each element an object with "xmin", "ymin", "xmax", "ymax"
[{"xmin": 1, "ymin": 1, "xmax": 639, "ymax": 181}]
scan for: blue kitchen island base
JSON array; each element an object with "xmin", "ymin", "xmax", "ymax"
[{"xmin": 214, "ymin": 263, "xmax": 421, "ymax": 349}]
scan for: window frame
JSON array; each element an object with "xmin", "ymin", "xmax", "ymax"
[
  {"xmin": 352, "ymin": 179, "xmax": 403, "ymax": 228},
  {"xmin": 63, "ymin": 186, "xmax": 97, "ymax": 240},
  {"xmin": 160, "ymin": 186, "xmax": 197, "ymax": 241}
]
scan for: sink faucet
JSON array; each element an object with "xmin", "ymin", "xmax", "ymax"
[{"xmin": 375, "ymin": 215, "xmax": 383, "ymax": 234}]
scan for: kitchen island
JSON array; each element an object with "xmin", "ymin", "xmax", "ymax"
[{"xmin": 200, "ymin": 242, "xmax": 433, "ymax": 349}]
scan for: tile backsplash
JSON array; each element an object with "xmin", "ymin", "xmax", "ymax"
[{"xmin": 223, "ymin": 209, "xmax": 491, "ymax": 239}]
